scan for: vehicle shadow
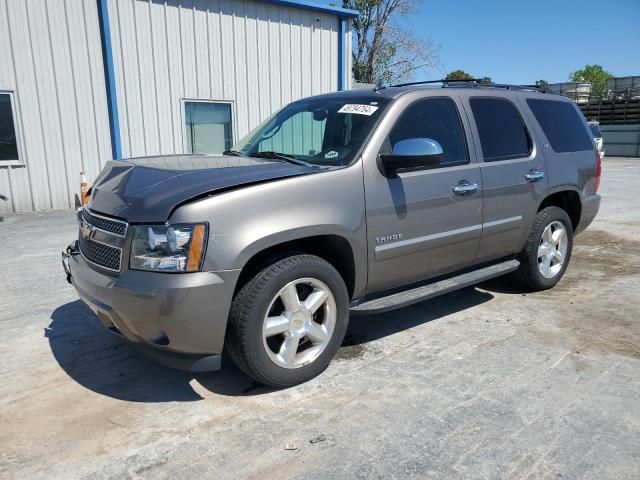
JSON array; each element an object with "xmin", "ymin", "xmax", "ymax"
[
  {"xmin": 46, "ymin": 300, "xmax": 268, "ymax": 402},
  {"xmin": 47, "ymin": 288, "xmax": 494, "ymax": 402},
  {"xmin": 343, "ymin": 286, "xmax": 494, "ymax": 347},
  {"xmin": 477, "ymin": 274, "xmax": 533, "ymax": 295}
]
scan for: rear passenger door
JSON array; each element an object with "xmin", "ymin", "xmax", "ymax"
[{"xmin": 462, "ymin": 93, "xmax": 549, "ymax": 261}]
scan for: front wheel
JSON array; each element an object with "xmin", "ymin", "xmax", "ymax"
[
  {"xmin": 225, "ymin": 255, "xmax": 349, "ymax": 388},
  {"xmin": 514, "ymin": 206, "xmax": 574, "ymax": 290}
]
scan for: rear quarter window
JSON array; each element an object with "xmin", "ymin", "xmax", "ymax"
[{"xmin": 527, "ymin": 99, "xmax": 593, "ymax": 153}]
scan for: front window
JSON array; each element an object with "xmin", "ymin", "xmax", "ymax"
[
  {"xmin": 387, "ymin": 97, "xmax": 469, "ymax": 167},
  {"xmin": 232, "ymin": 96, "xmax": 391, "ymax": 167}
]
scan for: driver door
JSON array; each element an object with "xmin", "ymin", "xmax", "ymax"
[{"xmin": 363, "ymin": 96, "xmax": 483, "ymax": 293}]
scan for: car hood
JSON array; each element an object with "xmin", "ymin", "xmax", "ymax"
[{"xmin": 88, "ymin": 154, "xmax": 317, "ymax": 223}]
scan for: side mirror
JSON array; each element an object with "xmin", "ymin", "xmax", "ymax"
[{"xmin": 380, "ymin": 138, "xmax": 443, "ymax": 174}]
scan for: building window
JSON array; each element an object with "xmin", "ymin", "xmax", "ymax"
[
  {"xmin": 0, "ymin": 93, "xmax": 19, "ymax": 162},
  {"xmin": 184, "ymin": 101, "xmax": 233, "ymax": 155}
]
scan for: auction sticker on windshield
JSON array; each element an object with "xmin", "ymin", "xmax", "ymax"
[{"xmin": 338, "ymin": 104, "xmax": 379, "ymax": 116}]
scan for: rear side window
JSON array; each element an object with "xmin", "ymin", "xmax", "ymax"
[
  {"xmin": 589, "ymin": 123, "xmax": 602, "ymax": 138},
  {"xmin": 469, "ymin": 97, "xmax": 532, "ymax": 161},
  {"xmin": 388, "ymin": 97, "xmax": 468, "ymax": 167},
  {"xmin": 527, "ymin": 99, "xmax": 593, "ymax": 153}
]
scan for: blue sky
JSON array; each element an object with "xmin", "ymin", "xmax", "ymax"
[{"xmin": 321, "ymin": 0, "xmax": 640, "ymax": 84}]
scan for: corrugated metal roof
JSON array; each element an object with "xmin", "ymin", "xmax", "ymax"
[{"xmin": 257, "ymin": 0, "xmax": 359, "ymax": 18}]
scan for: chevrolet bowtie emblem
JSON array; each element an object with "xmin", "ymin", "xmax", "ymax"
[{"xmin": 80, "ymin": 220, "xmax": 95, "ymax": 240}]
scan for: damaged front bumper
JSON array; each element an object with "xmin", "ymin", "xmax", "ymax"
[{"xmin": 62, "ymin": 240, "xmax": 240, "ymax": 372}]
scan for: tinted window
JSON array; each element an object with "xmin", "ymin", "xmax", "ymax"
[
  {"xmin": 0, "ymin": 93, "xmax": 19, "ymax": 161},
  {"xmin": 388, "ymin": 97, "xmax": 468, "ymax": 166},
  {"xmin": 185, "ymin": 101, "xmax": 233, "ymax": 154},
  {"xmin": 589, "ymin": 123, "xmax": 602, "ymax": 138},
  {"xmin": 527, "ymin": 99, "xmax": 593, "ymax": 153},
  {"xmin": 470, "ymin": 97, "xmax": 532, "ymax": 161}
]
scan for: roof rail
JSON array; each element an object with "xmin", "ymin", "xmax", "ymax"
[{"xmin": 384, "ymin": 79, "xmax": 548, "ymax": 93}]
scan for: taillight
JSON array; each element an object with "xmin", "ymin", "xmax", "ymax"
[{"xmin": 594, "ymin": 150, "xmax": 602, "ymax": 194}]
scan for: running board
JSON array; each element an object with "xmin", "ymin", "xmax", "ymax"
[{"xmin": 350, "ymin": 259, "xmax": 520, "ymax": 315}]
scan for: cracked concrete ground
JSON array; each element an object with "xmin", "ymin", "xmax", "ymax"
[{"xmin": 1, "ymin": 157, "xmax": 639, "ymax": 479}]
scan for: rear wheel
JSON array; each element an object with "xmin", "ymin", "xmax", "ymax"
[
  {"xmin": 514, "ymin": 206, "xmax": 573, "ymax": 290},
  {"xmin": 226, "ymin": 254, "xmax": 349, "ymax": 388}
]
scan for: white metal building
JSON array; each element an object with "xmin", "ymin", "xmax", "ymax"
[{"xmin": 0, "ymin": 0, "xmax": 356, "ymax": 213}]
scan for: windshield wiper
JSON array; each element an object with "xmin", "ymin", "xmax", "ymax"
[
  {"xmin": 250, "ymin": 151, "xmax": 314, "ymax": 167},
  {"xmin": 222, "ymin": 149, "xmax": 244, "ymax": 156}
]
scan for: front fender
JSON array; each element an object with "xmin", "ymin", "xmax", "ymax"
[
  {"xmin": 169, "ymin": 165, "xmax": 368, "ymax": 296},
  {"xmin": 235, "ymin": 224, "xmax": 362, "ymax": 269}
]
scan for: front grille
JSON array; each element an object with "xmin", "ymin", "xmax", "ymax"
[
  {"xmin": 78, "ymin": 235, "xmax": 122, "ymax": 271},
  {"xmin": 82, "ymin": 209, "xmax": 127, "ymax": 237}
]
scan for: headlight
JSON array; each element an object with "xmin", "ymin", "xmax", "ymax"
[{"xmin": 130, "ymin": 223, "xmax": 207, "ymax": 272}]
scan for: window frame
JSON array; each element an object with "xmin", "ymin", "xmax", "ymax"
[
  {"xmin": 181, "ymin": 98, "xmax": 235, "ymax": 155},
  {"xmin": 0, "ymin": 90, "xmax": 24, "ymax": 166},
  {"xmin": 382, "ymin": 95, "xmax": 471, "ymax": 170},
  {"xmin": 468, "ymin": 96, "xmax": 534, "ymax": 163}
]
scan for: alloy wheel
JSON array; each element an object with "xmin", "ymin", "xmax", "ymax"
[
  {"xmin": 537, "ymin": 220, "xmax": 568, "ymax": 279},
  {"xmin": 262, "ymin": 277, "xmax": 337, "ymax": 369}
]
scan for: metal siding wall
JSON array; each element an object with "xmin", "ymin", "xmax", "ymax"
[
  {"xmin": 108, "ymin": 0, "xmax": 340, "ymax": 158},
  {"xmin": 0, "ymin": 0, "xmax": 111, "ymax": 213}
]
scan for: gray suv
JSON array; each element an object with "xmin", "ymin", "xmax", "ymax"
[{"xmin": 62, "ymin": 81, "xmax": 601, "ymax": 387}]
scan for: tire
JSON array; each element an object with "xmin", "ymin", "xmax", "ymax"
[
  {"xmin": 225, "ymin": 254, "xmax": 349, "ymax": 388},
  {"xmin": 514, "ymin": 206, "xmax": 574, "ymax": 290}
]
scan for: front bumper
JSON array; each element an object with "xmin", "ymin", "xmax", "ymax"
[
  {"xmin": 62, "ymin": 241, "xmax": 240, "ymax": 371},
  {"xmin": 575, "ymin": 194, "xmax": 601, "ymax": 235}
]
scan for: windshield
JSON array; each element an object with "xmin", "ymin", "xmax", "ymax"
[
  {"xmin": 232, "ymin": 96, "xmax": 391, "ymax": 167},
  {"xmin": 589, "ymin": 123, "xmax": 602, "ymax": 138}
]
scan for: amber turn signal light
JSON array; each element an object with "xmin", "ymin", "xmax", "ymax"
[{"xmin": 186, "ymin": 224, "xmax": 206, "ymax": 272}]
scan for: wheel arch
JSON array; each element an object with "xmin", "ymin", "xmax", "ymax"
[
  {"xmin": 234, "ymin": 231, "xmax": 361, "ymax": 300},
  {"xmin": 536, "ymin": 188, "xmax": 582, "ymax": 231}
]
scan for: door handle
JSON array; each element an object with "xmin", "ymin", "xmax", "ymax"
[
  {"xmin": 525, "ymin": 170, "xmax": 545, "ymax": 182},
  {"xmin": 452, "ymin": 181, "xmax": 479, "ymax": 195}
]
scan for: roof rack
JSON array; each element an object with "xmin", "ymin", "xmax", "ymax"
[{"xmin": 379, "ymin": 79, "xmax": 549, "ymax": 93}]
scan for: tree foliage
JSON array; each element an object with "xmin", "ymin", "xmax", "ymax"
[
  {"xmin": 344, "ymin": 0, "xmax": 439, "ymax": 84},
  {"xmin": 443, "ymin": 70, "xmax": 492, "ymax": 84},
  {"xmin": 444, "ymin": 70, "xmax": 474, "ymax": 81},
  {"xmin": 535, "ymin": 79, "xmax": 549, "ymax": 90},
  {"xmin": 569, "ymin": 64, "xmax": 614, "ymax": 95}
]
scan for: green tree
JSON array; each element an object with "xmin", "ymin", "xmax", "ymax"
[
  {"xmin": 444, "ymin": 70, "xmax": 474, "ymax": 81},
  {"xmin": 344, "ymin": 0, "xmax": 439, "ymax": 84},
  {"xmin": 479, "ymin": 76, "xmax": 493, "ymax": 85},
  {"xmin": 569, "ymin": 64, "xmax": 614, "ymax": 95},
  {"xmin": 535, "ymin": 79, "xmax": 549, "ymax": 90}
]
